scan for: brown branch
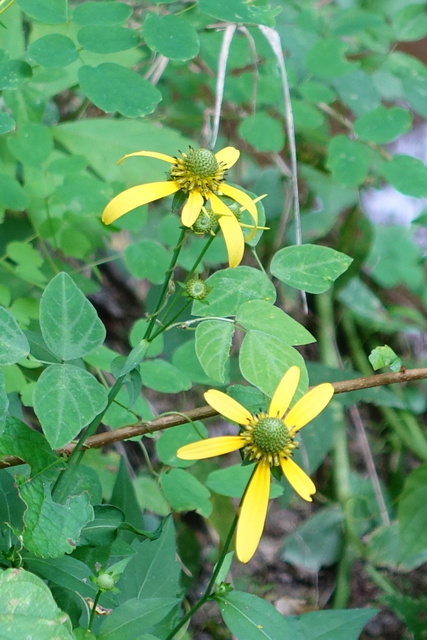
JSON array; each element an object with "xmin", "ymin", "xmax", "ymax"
[{"xmin": 1, "ymin": 367, "xmax": 426, "ymax": 470}]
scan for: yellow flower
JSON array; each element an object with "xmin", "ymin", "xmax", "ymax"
[
  {"xmin": 101, "ymin": 146, "xmax": 258, "ymax": 237},
  {"xmin": 177, "ymin": 366, "xmax": 334, "ymax": 563}
]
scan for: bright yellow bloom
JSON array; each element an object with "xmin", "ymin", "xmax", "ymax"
[
  {"xmin": 102, "ymin": 147, "xmax": 258, "ymax": 258},
  {"xmin": 177, "ymin": 366, "xmax": 334, "ymax": 563}
]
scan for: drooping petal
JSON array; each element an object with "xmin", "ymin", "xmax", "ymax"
[
  {"xmin": 285, "ymin": 383, "xmax": 334, "ymax": 434},
  {"xmin": 220, "ymin": 183, "xmax": 258, "ymax": 227},
  {"xmin": 268, "ymin": 366, "xmax": 300, "ymax": 419},
  {"xmin": 209, "ymin": 193, "xmax": 244, "ymax": 268},
  {"xmin": 117, "ymin": 150, "xmax": 176, "ymax": 165},
  {"xmin": 177, "ymin": 436, "xmax": 245, "ymax": 460},
  {"xmin": 280, "ymin": 457, "xmax": 316, "ymax": 502},
  {"xmin": 102, "ymin": 182, "xmax": 179, "ymax": 224},
  {"xmin": 181, "ymin": 190, "xmax": 204, "ymax": 226},
  {"xmin": 236, "ymin": 460, "xmax": 270, "ymax": 563},
  {"xmin": 204, "ymin": 389, "xmax": 252, "ymax": 426},
  {"xmin": 215, "ymin": 146, "xmax": 240, "ymax": 169}
]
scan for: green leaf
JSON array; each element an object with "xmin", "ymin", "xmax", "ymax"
[
  {"xmin": 192, "ymin": 267, "xmax": 276, "ymax": 317},
  {"xmin": 207, "ymin": 465, "xmax": 283, "ymax": 499},
  {"xmin": 125, "ymin": 240, "xmax": 170, "ymax": 284},
  {"xmin": 366, "ymin": 523, "xmax": 427, "ymax": 571},
  {"xmin": 139, "ymin": 359, "xmax": 192, "ymax": 393},
  {"xmin": 236, "ymin": 300, "xmax": 315, "ymax": 345},
  {"xmin": 217, "ymin": 591, "xmax": 294, "ymax": 639},
  {"xmin": 199, "ymin": 0, "xmax": 277, "ymax": 25},
  {"xmin": 333, "ymin": 70, "xmax": 379, "ymax": 116},
  {"xmin": 79, "ymin": 505, "xmax": 124, "ymax": 547},
  {"xmin": 0, "ymin": 306, "xmax": 29, "ymax": 365},
  {"xmin": 282, "ymin": 506, "xmax": 344, "ymax": 572},
  {"xmin": 0, "ymin": 111, "xmax": 15, "ymax": 133},
  {"xmin": 368, "ymin": 346, "xmax": 402, "ymax": 372},
  {"xmin": 195, "ymin": 320, "xmax": 234, "ymax": 383},
  {"xmin": 238, "ymin": 113, "xmax": 285, "ymax": 152},
  {"xmin": 33, "ymin": 364, "xmax": 108, "ymax": 449},
  {"xmin": 354, "ymin": 106, "xmax": 411, "ymax": 144},
  {"xmin": 27, "ymin": 35, "xmax": 78, "ymax": 68},
  {"xmin": 0, "ymin": 371, "xmax": 8, "ymax": 424},
  {"xmin": 134, "ymin": 475, "xmax": 170, "ymax": 516},
  {"xmin": 306, "ymin": 38, "xmax": 355, "ymax": 78},
  {"xmin": 393, "ymin": 5, "xmax": 427, "ymax": 42},
  {"xmin": 40, "ymin": 272, "xmax": 106, "ymax": 361},
  {"xmin": 118, "ymin": 517, "xmax": 181, "ymax": 600},
  {"xmin": 240, "ymin": 331, "xmax": 308, "ymax": 397},
  {"xmin": 156, "ymin": 421, "xmax": 208, "ymax": 469},
  {"xmin": 398, "ymin": 465, "xmax": 427, "ymax": 561},
  {"xmin": 16, "ymin": 0, "xmax": 67, "ymax": 23},
  {"xmin": 24, "ymin": 555, "xmax": 98, "ymax": 600},
  {"xmin": 0, "ymin": 417, "xmax": 58, "ymax": 474},
  {"xmin": 0, "ymin": 471, "xmax": 25, "ymax": 548},
  {"xmin": 143, "ymin": 13, "xmax": 200, "ymax": 61},
  {"xmin": 77, "ymin": 25, "xmax": 139, "ymax": 54},
  {"xmin": 160, "ymin": 468, "xmax": 212, "ymax": 517},
  {"xmin": 382, "ymin": 155, "xmax": 427, "ymax": 197},
  {"xmin": 293, "ymin": 609, "xmax": 378, "ymax": 640},
  {"xmin": 20, "ymin": 478, "xmax": 93, "ymax": 557},
  {"xmin": 327, "ymin": 136, "xmax": 370, "ymax": 187},
  {"xmin": 7, "ymin": 122, "xmax": 53, "ymax": 167},
  {"xmin": 0, "ymin": 173, "xmax": 28, "ymax": 210},
  {"xmin": 73, "ymin": 1, "xmax": 132, "ymax": 25},
  {"xmin": 270, "ymin": 245, "xmax": 352, "ymax": 294},
  {"xmin": 0, "ymin": 568, "xmax": 74, "ymax": 639},
  {"xmin": 98, "ymin": 598, "xmax": 180, "ymax": 640},
  {"xmin": 401, "ymin": 70, "xmax": 427, "ymax": 119},
  {"xmin": 78, "ymin": 63, "xmax": 162, "ymax": 117},
  {"xmin": 0, "ymin": 50, "xmax": 32, "ymax": 89}
]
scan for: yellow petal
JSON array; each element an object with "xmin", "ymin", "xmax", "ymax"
[
  {"xmin": 268, "ymin": 366, "xmax": 300, "ymax": 419},
  {"xmin": 181, "ymin": 190, "xmax": 204, "ymax": 226},
  {"xmin": 236, "ymin": 460, "xmax": 270, "ymax": 563},
  {"xmin": 102, "ymin": 182, "xmax": 179, "ymax": 225},
  {"xmin": 209, "ymin": 193, "xmax": 244, "ymax": 268},
  {"xmin": 204, "ymin": 389, "xmax": 252, "ymax": 425},
  {"xmin": 285, "ymin": 383, "xmax": 334, "ymax": 433},
  {"xmin": 177, "ymin": 436, "xmax": 245, "ymax": 460},
  {"xmin": 215, "ymin": 146, "xmax": 240, "ymax": 169},
  {"xmin": 117, "ymin": 150, "xmax": 175, "ymax": 165},
  {"xmin": 220, "ymin": 183, "xmax": 258, "ymax": 227},
  {"xmin": 280, "ymin": 457, "xmax": 316, "ymax": 501}
]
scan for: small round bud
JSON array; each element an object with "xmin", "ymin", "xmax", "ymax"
[
  {"xmin": 185, "ymin": 277, "xmax": 211, "ymax": 301},
  {"xmin": 192, "ymin": 209, "xmax": 218, "ymax": 234},
  {"xmin": 95, "ymin": 573, "xmax": 116, "ymax": 591}
]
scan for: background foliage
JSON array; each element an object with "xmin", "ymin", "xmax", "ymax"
[{"xmin": 0, "ymin": 0, "xmax": 427, "ymax": 638}]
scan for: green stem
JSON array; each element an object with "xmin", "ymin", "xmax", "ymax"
[
  {"xmin": 164, "ymin": 515, "xmax": 238, "ymax": 640},
  {"xmin": 88, "ymin": 589, "xmax": 102, "ymax": 631}
]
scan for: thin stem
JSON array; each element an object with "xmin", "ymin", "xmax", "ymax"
[
  {"xmin": 88, "ymin": 590, "xmax": 102, "ymax": 631},
  {"xmin": 165, "ymin": 515, "xmax": 238, "ymax": 640}
]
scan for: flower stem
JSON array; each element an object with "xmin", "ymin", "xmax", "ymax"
[{"xmin": 88, "ymin": 589, "xmax": 102, "ymax": 631}]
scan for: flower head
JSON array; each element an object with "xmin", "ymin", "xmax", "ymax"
[
  {"xmin": 177, "ymin": 366, "xmax": 334, "ymax": 563},
  {"xmin": 101, "ymin": 147, "xmax": 258, "ymax": 256}
]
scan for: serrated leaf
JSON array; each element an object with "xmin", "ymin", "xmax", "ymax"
[
  {"xmin": 98, "ymin": 597, "xmax": 180, "ymax": 640},
  {"xmin": 27, "ymin": 35, "xmax": 78, "ymax": 68},
  {"xmin": 78, "ymin": 63, "xmax": 162, "ymax": 117},
  {"xmin": 160, "ymin": 469, "xmax": 212, "ymax": 517},
  {"xmin": 192, "ymin": 267, "xmax": 276, "ymax": 317},
  {"xmin": 33, "ymin": 364, "xmax": 108, "ymax": 449},
  {"xmin": 239, "ymin": 331, "xmax": 308, "ymax": 396},
  {"xmin": 195, "ymin": 320, "xmax": 234, "ymax": 383},
  {"xmin": 327, "ymin": 136, "xmax": 370, "ymax": 187},
  {"xmin": 382, "ymin": 155, "xmax": 427, "ymax": 197},
  {"xmin": 0, "ymin": 568, "xmax": 74, "ymax": 639},
  {"xmin": 270, "ymin": 245, "xmax": 352, "ymax": 294},
  {"xmin": 0, "ymin": 305, "xmax": 29, "ymax": 365},
  {"xmin": 143, "ymin": 13, "xmax": 200, "ymax": 61},
  {"xmin": 236, "ymin": 300, "xmax": 315, "ymax": 345},
  {"xmin": 40, "ymin": 272, "xmax": 106, "ymax": 360}
]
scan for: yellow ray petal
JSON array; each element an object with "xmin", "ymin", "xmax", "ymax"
[
  {"xmin": 117, "ymin": 150, "xmax": 175, "ymax": 165},
  {"xmin": 177, "ymin": 436, "xmax": 245, "ymax": 460},
  {"xmin": 204, "ymin": 389, "xmax": 252, "ymax": 425},
  {"xmin": 102, "ymin": 182, "xmax": 179, "ymax": 224},
  {"xmin": 236, "ymin": 460, "xmax": 270, "ymax": 563},
  {"xmin": 268, "ymin": 366, "xmax": 300, "ymax": 419},
  {"xmin": 285, "ymin": 383, "xmax": 334, "ymax": 433},
  {"xmin": 220, "ymin": 183, "xmax": 258, "ymax": 227},
  {"xmin": 280, "ymin": 457, "xmax": 316, "ymax": 501},
  {"xmin": 181, "ymin": 190, "xmax": 204, "ymax": 226},
  {"xmin": 215, "ymin": 146, "xmax": 240, "ymax": 169},
  {"xmin": 218, "ymin": 210, "xmax": 245, "ymax": 268}
]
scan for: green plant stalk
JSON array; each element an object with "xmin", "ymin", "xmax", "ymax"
[
  {"xmin": 164, "ymin": 515, "xmax": 238, "ymax": 640},
  {"xmin": 341, "ymin": 310, "xmax": 427, "ymax": 460},
  {"xmin": 88, "ymin": 589, "xmax": 103, "ymax": 631}
]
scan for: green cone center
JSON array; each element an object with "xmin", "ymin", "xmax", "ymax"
[
  {"xmin": 184, "ymin": 148, "xmax": 219, "ymax": 177},
  {"xmin": 252, "ymin": 417, "xmax": 290, "ymax": 454}
]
